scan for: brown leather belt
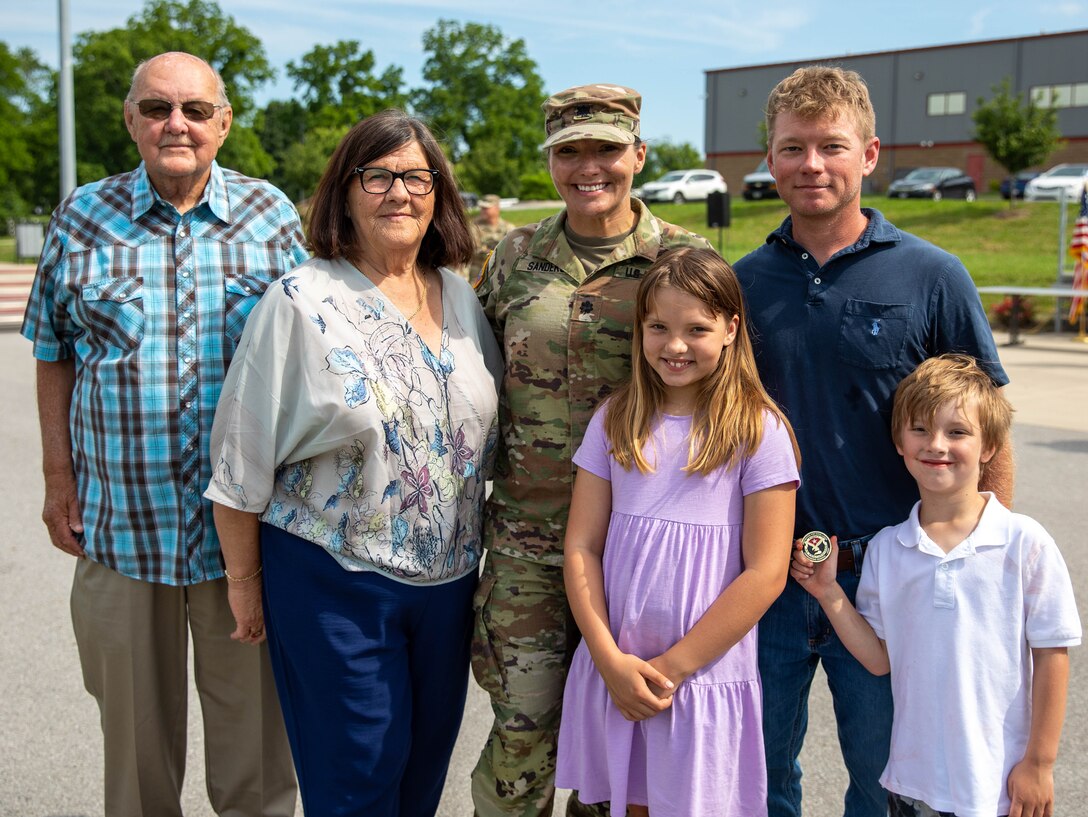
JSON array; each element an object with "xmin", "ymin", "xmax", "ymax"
[{"xmin": 835, "ymin": 535, "xmax": 874, "ymax": 573}]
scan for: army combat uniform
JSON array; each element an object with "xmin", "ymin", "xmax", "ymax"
[
  {"xmin": 470, "ymin": 198, "xmax": 712, "ymax": 817},
  {"xmin": 467, "ymin": 214, "xmax": 514, "ymax": 283}
]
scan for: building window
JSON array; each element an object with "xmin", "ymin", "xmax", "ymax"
[
  {"xmin": 927, "ymin": 91, "xmax": 967, "ymax": 116},
  {"xmin": 1031, "ymin": 82, "xmax": 1088, "ymax": 108}
]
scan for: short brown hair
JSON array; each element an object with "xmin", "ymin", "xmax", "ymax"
[
  {"xmin": 307, "ymin": 109, "xmax": 473, "ymax": 268},
  {"xmin": 892, "ymin": 354, "xmax": 1013, "ymax": 456},
  {"xmin": 765, "ymin": 66, "xmax": 875, "ymax": 146}
]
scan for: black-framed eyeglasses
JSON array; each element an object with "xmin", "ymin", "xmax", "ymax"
[
  {"xmin": 353, "ymin": 167, "xmax": 439, "ymax": 196},
  {"xmin": 132, "ymin": 99, "xmax": 224, "ymax": 122}
]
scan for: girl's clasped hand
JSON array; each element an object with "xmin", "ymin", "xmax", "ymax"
[{"xmin": 597, "ymin": 651, "xmax": 674, "ymax": 722}]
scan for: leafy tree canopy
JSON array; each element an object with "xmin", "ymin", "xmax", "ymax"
[
  {"xmin": 0, "ymin": 43, "xmax": 57, "ymax": 224},
  {"xmin": 973, "ymin": 78, "xmax": 1061, "ymax": 206},
  {"xmin": 413, "ymin": 20, "xmax": 545, "ymax": 196},
  {"xmin": 287, "ymin": 40, "xmax": 407, "ymax": 129},
  {"xmin": 277, "ymin": 125, "xmax": 351, "ymax": 204}
]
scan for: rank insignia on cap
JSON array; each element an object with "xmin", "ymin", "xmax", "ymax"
[{"xmin": 572, "ymin": 105, "xmax": 594, "ymax": 120}]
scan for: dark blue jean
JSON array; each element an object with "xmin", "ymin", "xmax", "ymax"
[{"xmin": 758, "ymin": 568, "xmax": 894, "ymax": 817}]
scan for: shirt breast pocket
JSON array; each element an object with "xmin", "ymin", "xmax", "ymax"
[
  {"xmin": 837, "ymin": 300, "xmax": 913, "ymax": 370},
  {"xmin": 224, "ymin": 274, "xmax": 273, "ymax": 346},
  {"xmin": 79, "ymin": 278, "xmax": 144, "ymax": 350}
]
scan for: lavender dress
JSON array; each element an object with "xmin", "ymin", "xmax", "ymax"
[{"xmin": 556, "ymin": 408, "xmax": 798, "ymax": 817}]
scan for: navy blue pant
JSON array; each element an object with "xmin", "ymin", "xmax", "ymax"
[
  {"xmin": 759, "ymin": 566, "xmax": 894, "ymax": 817},
  {"xmin": 261, "ymin": 524, "xmax": 476, "ymax": 817}
]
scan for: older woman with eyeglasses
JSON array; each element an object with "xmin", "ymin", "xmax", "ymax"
[{"xmin": 206, "ymin": 109, "xmax": 501, "ymax": 817}]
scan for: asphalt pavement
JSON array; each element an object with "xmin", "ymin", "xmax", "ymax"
[{"xmin": 1, "ymin": 326, "xmax": 1085, "ymax": 816}]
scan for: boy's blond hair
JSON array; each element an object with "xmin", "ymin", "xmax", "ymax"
[
  {"xmin": 892, "ymin": 354, "xmax": 1013, "ymax": 457},
  {"xmin": 765, "ymin": 66, "xmax": 876, "ymax": 146}
]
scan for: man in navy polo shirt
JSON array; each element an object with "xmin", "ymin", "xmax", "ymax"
[{"xmin": 734, "ymin": 66, "xmax": 1012, "ymax": 817}]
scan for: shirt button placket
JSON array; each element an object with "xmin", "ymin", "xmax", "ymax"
[{"xmin": 175, "ymin": 217, "xmax": 203, "ymax": 574}]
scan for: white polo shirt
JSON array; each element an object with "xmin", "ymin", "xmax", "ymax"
[{"xmin": 857, "ymin": 494, "xmax": 1081, "ymax": 817}]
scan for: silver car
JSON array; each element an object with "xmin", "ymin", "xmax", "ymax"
[{"xmin": 1024, "ymin": 164, "xmax": 1088, "ymax": 201}]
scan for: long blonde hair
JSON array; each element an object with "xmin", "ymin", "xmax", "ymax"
[{"xmin": 605, "ymin": 247, "xmax": 798, "ymax": 475}]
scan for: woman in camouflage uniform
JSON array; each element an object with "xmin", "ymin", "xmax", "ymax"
[{"xmin": 471, "ymin": 84, "xmax": 713, "ymax": 817}]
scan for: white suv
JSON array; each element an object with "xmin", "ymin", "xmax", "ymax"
[
  {"xmin": 636, "ymin": 169, "xmax": 727, "ymax": 204},
  {"xmin": 1024, "ymin": 164, "xmax": 1088, "ymax": 201}
]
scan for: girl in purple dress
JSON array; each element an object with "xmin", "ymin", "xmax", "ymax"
[{"xmin": 556, "ymin": 247, "xmax": 800, "ymax": 817}]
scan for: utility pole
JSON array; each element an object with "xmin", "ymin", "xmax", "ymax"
[{"xmin": 58, "ymin": 0, "xmax": 77, "ymax": 198}]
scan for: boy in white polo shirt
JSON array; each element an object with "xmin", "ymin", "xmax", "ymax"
[{"xmin": 791, "ymin": 354, "xmax": 1080, "ymax": 817}]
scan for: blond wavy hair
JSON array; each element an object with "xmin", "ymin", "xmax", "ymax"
[{"xmin": 765, "ymin": 66, "xmax": 875, "ymax": 145}]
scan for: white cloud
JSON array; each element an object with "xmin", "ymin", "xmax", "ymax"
[{"xmin": 968, "ymin": 8, "xmax": 993, "ymax": 37}]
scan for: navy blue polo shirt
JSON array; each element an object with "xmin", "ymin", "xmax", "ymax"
[{"xmin": 735, "ymin": 208, "xmax": 1007, "ymax": 540}]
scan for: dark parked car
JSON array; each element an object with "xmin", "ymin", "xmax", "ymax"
[
  {"xmin": 742, "ymin": 159, "xmax": 778, "ymax": 200},
  {"xmin": 459, "ymin": 191, "xmax": 479, "ymax": 209},
  {"xmin": 887, "ymin": 167, "xmax": 976, "ymax": 201},
  {"xmin": 1000, "ymin": 171, "xmax": 1041, "ymax": 200}
]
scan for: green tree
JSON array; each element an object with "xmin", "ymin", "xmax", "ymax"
[
  {"xmin": 634, "ymin": 139, "xmax": 703, "ymax": 188},
  {"xmin": 254, "ymin": 99, "xmax": 308, "ymax": 195},
  {"xmin": 286, "ymin": 40, "xmax": 407, "ymax": 129},
  {"xmin": 251, "ymin": 40, "xmax": 407, "ymax": 200},
  {"xmin": 0, "ymin": 43, "xmax": 57, "ymax": 225},
  {"xmin": 413, "ymin": 20, "xmax": 545, "ymax": 197},
  {"xmin": 973, "ymin": 78, "xmax": 1061, "ymax": 208},
  {"xmin": 277, "ymin": 125, "xmax": 350, "ymax": 204},
  {"xmin": 72, "ymin": 0, "xmax": 275, "ymax": 182}
]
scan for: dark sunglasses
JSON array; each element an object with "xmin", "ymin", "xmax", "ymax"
[{"xmin": 133, "ymin": 99, "xmax": 224, "ymax": 122}]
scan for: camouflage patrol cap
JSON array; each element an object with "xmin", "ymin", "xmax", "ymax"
[
  {"xmin": 479, "ymin": 194, "xmax": 501, "ymax": 208},
  {"xmin": 541, "ymin": 84, "xmax": 641, "ymax": 148}
]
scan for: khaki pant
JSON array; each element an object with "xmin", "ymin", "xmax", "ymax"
[
  {"xmin": 71, "ymin": 558, "xmax": 296, "ymax": 817},
  {"xmin": 470, "ymin": 552, "xmax": 609, "ymax": 817}
]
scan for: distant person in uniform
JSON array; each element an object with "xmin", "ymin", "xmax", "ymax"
[
  {"xmin": 22, "ymin": 51, "xmax": 304, "ymax": 817},
  {"xmin": 466, "ymin": 194, "xmax": 514, "ymax": 283},
  {"xmin": 470, "ymin": 82, "xmax": 712, "ymax": 817}
]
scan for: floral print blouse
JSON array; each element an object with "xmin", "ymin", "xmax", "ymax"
[{"xmin": 206, "ymin": 257, "xmax": 501, "ymax": 584}]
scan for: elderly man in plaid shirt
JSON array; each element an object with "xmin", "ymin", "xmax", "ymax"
[{"xmin": 22, "ymin": 52, "xmax": 307, "ymax": 817}]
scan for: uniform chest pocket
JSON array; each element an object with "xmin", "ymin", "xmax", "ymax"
[
  {"xmin": 79, "ymin": 278, "xmax": 144, "ymax": 350},
  {"xmin": 837, "ymin": 300, "xmax": 913, "ymax": 370},
  {"xmin": 224, "ymin": 274, "xmax": 273, "ymax": 346}
]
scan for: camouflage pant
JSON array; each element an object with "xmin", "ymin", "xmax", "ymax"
[{"xmin": 470, "ymin": 552, "xmax": 609, "ymax": 817}]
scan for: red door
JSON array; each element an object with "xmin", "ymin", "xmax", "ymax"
[{"xmin": 966, "ymin": 154, "xmax": 985, "ymax": 190}]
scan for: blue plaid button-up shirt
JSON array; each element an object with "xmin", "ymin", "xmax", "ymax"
[{"xmin": 22, "ymin": 162, "xmax": 309, "ymax": 585}]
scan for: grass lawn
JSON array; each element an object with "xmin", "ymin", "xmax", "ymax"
[
  {"xmin": 0, "ymin": 237, "xmax": 16, "ymax": 264},
  {"xmin": 506, "ymin": 195, "xmax": 1080, "ymax": 326}
]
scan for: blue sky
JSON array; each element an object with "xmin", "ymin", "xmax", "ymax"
[{"xmin": 3, "ymin": 1, "xmax": 1086, "ymax": 149}]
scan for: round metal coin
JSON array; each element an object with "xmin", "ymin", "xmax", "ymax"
[{"xmin": 800, "ymin": 530, "xmax": 833, "ymax": 563}]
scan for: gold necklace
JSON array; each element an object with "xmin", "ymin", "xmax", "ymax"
[
  {"xmin": 404, "ymin": 272, "xmax": 428, "ymax": 321},
  {"xmin": 355, "ymin": 257, "xmax": 428, "ymax": 321}
]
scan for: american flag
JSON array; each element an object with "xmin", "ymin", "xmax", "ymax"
[{"xmin": 1069, "ymin": 183, "xmax": 1088, "ymax": 324}]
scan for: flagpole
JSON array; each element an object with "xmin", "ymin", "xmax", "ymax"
[{"xmin": 58, "ymin": 0, "xmax": 76, "ymax": 198}]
